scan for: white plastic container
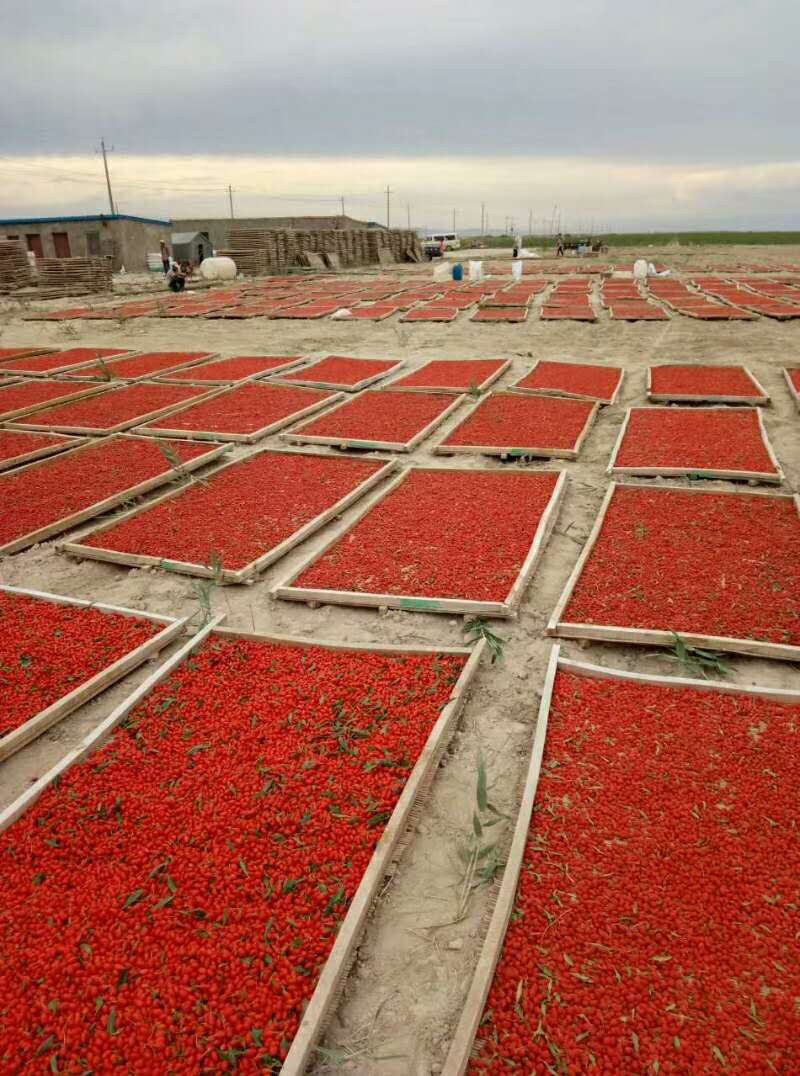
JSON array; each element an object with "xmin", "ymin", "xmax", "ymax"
[
  {"xmin": 468, "ymin": 260, "xmax": 483, "ymax": 282},
  {"xmin": 200, "ymin": 256, "xmax": 237, "ymax": 281},
  {"xmin": 511, "ymin": 259, "xmax": 523, "ymax": 281}
]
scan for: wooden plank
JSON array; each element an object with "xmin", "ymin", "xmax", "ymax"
[
  {"xmin": 6, "ymin": 385, "xmax": 222, "ymax": 435},
  {"xmin": 279, "ymin": 392, "xmax": 466, "ymax": 453},
  {"xmin": 547, "ymin": 482, "xmax": 800, "ymax": 662},
  {"xmin": 382, "ymin": 358, "xmax": 512, "ymax": 395},
  {"xmin": 606, "ymin": 406, "xmax": 784, "ymax": 484},
  {"xmin": 441, "ymin": 646, "xmax": 800, "ymax": 1075},
  {"xmin": 0, "ymin": 433, "xmax": 89, "ymax": 473},
  {"xmin": 133, "ymin": 388, "xmax": 345, "ymax": 443},
  {"xmin": 432, "ymin": 395, "xmax": 599, "ymax": 461},
  {"xmin": 0, "ymin": 584, "xmax": 185, "ymax": 762},
  {"xmin": 0, "ymin": 434, "xmax": 228, "ymax": 555},
  {"xmin": 61, "ymin": 451, "xmax": 399, "ymax": 583},
  {"xmin": 274, "ymin": 466, "xmax": 566, "ymax": 617}
]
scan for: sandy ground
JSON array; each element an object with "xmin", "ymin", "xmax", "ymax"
[{"xmin": 1, "ymin": 244, "xmax": 799, "ymax": 1074}]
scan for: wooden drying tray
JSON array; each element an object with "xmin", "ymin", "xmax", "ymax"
[
  {"xmin": 382, "ymin": 358, "xmax": 511, "ymax": 395},
  {"xmin": 547, "ymin": 481, "xmax": 800, "ymax": 662},
  {"xmin": 0, "ymin": 617, "xmax": 485, "ymax": 1076},
  {"xmin": 606, "ymin": 406, "xmax": 784, "ymax": 484},
  {"xmin": 0, "ymin": 434, "xmax": 227, "ymax": 555},
  {"xmin": 646, "ymin": 365, "xmax": 770, "ymax": 405},
  {"xmin": 135, "ymin": 386, "xmax": 345, "ymax": 444},
  {"xmin": 0, "ymin": 584, "xmax": 186, "ymax": 762},
  {"xmin": 441, "ymin": 644, "xmax": 800, "ymax": 1075},
  {"xmin": 433, "ymin": 393, "xmax": 599, "ymax": 460},
  {"xmin": 280, "ymin": 391, "xmax": 466, "ymax": 453},
  {"xmin": 510, "ymin": 360, "xmax": 624, "ymax": 404},
  {"xmin": 61, "ymin": 450, "xmax": 398, "ymax": 583},
  {"xmin": 273, "ymin": 466, "xmax": 566, "ymax": 617}
]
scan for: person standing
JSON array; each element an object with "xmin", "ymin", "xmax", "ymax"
[
  {"xmin": 160, "ymin": 240, "xmax": 171, "ymax": 275},
  {"xmin": 555, "ymin": 233, "xmax": 565, "ymax": 257}
]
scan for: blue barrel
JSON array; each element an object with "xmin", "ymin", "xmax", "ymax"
[{"xmin": 452, "ymin": 262, "xmax": 464, "ymax": 281}]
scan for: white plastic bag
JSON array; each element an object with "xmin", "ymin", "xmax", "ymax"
[
  {"xmin": 468, "ymin": 260, "xmax": 483, "ymax": 282},
  {"xmin": 633, "ymin": 258, "xmax": 648, "ymax": 281},
  {"xmin": 511, "ymin": 260, "xmax": 523, "ymax": 281}
]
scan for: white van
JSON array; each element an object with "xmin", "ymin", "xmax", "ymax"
[{"xmin": 425, "ymin": 232, "xmax": 461, "ymax": 250}]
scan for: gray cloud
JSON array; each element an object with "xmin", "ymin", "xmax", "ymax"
[{"xmin": 2, "ymin": 0, "xmax": 799, "ymax": 164}]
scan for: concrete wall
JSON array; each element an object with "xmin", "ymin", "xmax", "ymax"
[
  {"xmin": 0, "ymin": 218, "xmax": 170, "ymax": 271},
  {"xmin": 173, "ymin": 215, "xmax": 377, "ymax": 253}
]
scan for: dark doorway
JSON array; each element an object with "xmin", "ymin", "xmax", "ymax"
[
  {"xmin": 52, "ymin": 232, "xmax": 72, "ymax": 258},
  {"xmin": 26, "ymin": 234, "xmax": 44, "ymax": 258}
]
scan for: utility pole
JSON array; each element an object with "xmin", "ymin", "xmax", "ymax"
[
  {"xmin": 385, "ymin": 185, "xmax": 393, "ymax": 228},
  {"xmin": 340, "ymin": 196, "xmax": 346, "ymax": 217},
  {"xmin": 452, "ymin": 208, "xmax": 456, "ymax": 235},
  {"xmin": 228, "ymin": 185, "xmax": 235, "ymax": 219},
  {"xmin": 99, "ymin": 137, "xmax": 115, "ymax": 215},
  {"xmin": 407, "ymin": 203, "xmax": 411, "ymax": 230},
  {"xmin": 528, "ymin": 208, "xmax": 532, "ymax": 238},
  {"xmin": 480, "ymin": 202, "xmax": 485, "ymax": 235}
]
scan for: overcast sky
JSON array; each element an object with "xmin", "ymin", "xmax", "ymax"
[{"xmin": 2, "ymin": 0, "xmax": 800, "ymax": 230}]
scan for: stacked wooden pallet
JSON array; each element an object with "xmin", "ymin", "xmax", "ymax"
[
  {"xmin": 34, "ymin": 257, "xmax": 113, "ymax": 297},
  {"xmin": 0, "ymin": 241, "xmax": 33, "ymax": 293},
  {"xmin": 224, "ymin": 227, "xmax": 422, "ymax": 274}
]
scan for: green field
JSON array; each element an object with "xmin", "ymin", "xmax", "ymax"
[{"xmin": 466, "ymin": 232, "xmax": 800, "ymax": 249}]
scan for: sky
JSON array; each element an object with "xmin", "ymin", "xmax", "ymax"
[{"xmin": 2, "ymin": 0, "xmax": 800, "ymax": 232}]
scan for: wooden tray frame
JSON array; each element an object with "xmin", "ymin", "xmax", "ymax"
[
  {"xmin": 442, "ymin": 644, "xmax": 800, "ymax": 1075},
  {"xmin": 646, "ymin": 364, "xmax": 770, "ymax": 405},
  {"xmin": 510, "ymin": 359, "xmax": 624, "ymax": 404},
  {"xmin": 0, "ymin": 432, "xmax": 89, "ymax": 473},
  {"xmin": 280, "ymin": 390, "xmax": 466, "ymax": 453},
  {"xmin": 470, "ymin": 307, "xmax": 529, "ymax": 323},
  {"xmin": 154, "ymin": 355, "xmax": 305, "ymax": 386},
  {"xmin": 61, "ymin": 450, "xmax": 398, "ymax": 583},
  {"xmin": 783, "ymin": 367, "xmax": 800, "ymax": 411},
  {"xmin": 0, "ymin": 617, "xmax": 485, "ymax": 1076},
  {"xmin": 0, "ymin": 381, "xmax": 111, "ymax": 423},
  {"xmin": 0, "ymin": 347, "xmax": 54, "ymax": 362},
  {"xmin": 433, "ymin": 391, "xmax": 599, "ymax": 460},
  {"xmin": 399, "ymin": 307, "xmax": 460, "ymax": 323},
  {"xmin": 134, "ymin": 384, "xmax": 345, "ymax": 444},
  {"xmin": 547, "ymin": 481, "xmax": 800, "ymax": 662},
  {"xmin": 274, "ymin": 466, "xmax": 567, "ymax": 617},
  {"xmin": 0, "ymin": 433, "xmax": 227, "ymax": 555},
  {"xmin": 383, "ymin": 358, "xmax": 511, "ymax": 395},
  {"xmin": 57, "ymin": 350, "xmax": 219, "ymax": 384},
  {"xmin": 0, "ymin": 348, "xmax": 136, "ymax": 379},
  {"xmin": 0, "ymin": 584, "xmax": 186, "ymax": 762},
  {"xmin": 7, "ymin": 383, "xmax": 221, "ymax": 435},
  {"xmin": 607, "ymin": 405, "xmax": 784, "ymax": 484},
  {"xmin": 269, "ymin": 354, "xmax": 406, "ymax": 392}
]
